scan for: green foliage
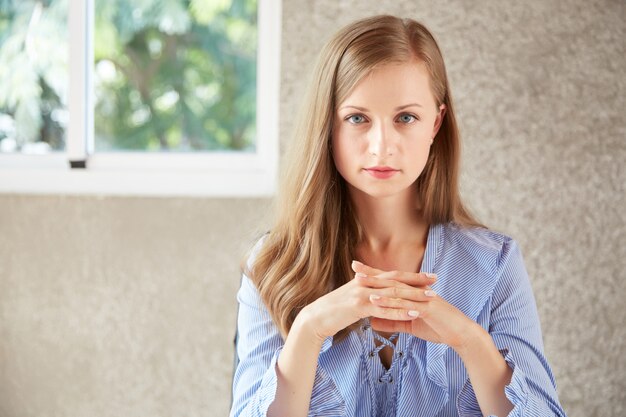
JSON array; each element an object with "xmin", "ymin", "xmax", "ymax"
[
  {"xmin": 0, "ymin": 0, "xmax": 257, "ymax": 153},
  {"xmin": 94, "ymin": 0, "xmax": 258, "ymax": 152},
  {"xmin": 0, "ymin": 0, "xmax": 67, "ymax": 151}
]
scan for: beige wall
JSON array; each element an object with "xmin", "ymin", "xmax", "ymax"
[{"xmin": 1, "ymin": 0, "xmax": 624, "ymax": 416}]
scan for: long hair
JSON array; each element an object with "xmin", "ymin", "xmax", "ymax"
[{"xmin": 247, "ymin": 15, "xmax": 484, "ymax": 340}]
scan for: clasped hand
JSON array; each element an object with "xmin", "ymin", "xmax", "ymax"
[{"xmin": 297, "ymin": 260, "xmax": 477, "ymax": 352}]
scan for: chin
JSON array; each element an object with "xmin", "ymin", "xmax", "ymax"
[{"xmin": 352, "ymin": 183, "xmax": 412, "ymax": 200}]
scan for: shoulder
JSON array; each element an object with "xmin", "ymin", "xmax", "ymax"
[
  {"xmin": 443, "ymin": 222, "xmax": 513, "ymax": 252},
  {"xmin": 434, "ymin": 223, "xmax": 529, "ymax": 320},
  {"xmin": 243, "ymin": 232, "xmax": 271, "ymax": 269},
  {"xmin": 238, "ymin": 233, "xmax": 272, "ymax": 309},
  {"xmin": 439, "ymin": 222, "xmax": 520, "ymax": 274}
]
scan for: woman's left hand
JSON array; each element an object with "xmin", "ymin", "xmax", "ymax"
[{"xmin": 352, "ymin": 261, "xmax": 479, "ymax": 352}]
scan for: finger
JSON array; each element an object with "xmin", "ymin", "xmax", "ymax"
[
  {"xmin": 370, "ymin": 317, "xmax": 410, "ymax": 334},
  {"xmin": 369, "ymin": 304, "xmax": 422, "ymax": 321},
  {"xmin": 368, "ymin": 286, "xmax": 437, "ymax": 302},
  {"xmin": 351, "ymin": 260, "xmax": 385, "ymax": 275},
  {"xmin": 355, "ymin": 274, "xmax": 434, "ymax": 293},
  {"xmin": 374, "ymin": 270, "xmax": 437, "ymax": 287},
  {"xmin": 369, "ymin": 293, "xmax": 431, "ymax": 318},
  {"xmin": 353, "ymin": 261, "xmax": 436, "ymax": 287}
]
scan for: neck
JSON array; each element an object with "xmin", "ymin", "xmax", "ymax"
[{"xmin": 350, "ymin": 186, "xmax": 429, "ymax": 251}]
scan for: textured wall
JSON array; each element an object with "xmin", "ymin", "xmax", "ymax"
[
  {"xmin": 0, "ymin": 196, "xmax": 272, "ymax": 416},
  {"xmin": 0, "ymin": 0, "xmax": 624, "ymax": 416}
]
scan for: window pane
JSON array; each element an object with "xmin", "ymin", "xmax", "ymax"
[
  {"xmin": 0, "ymin": 0, "xmax": 68, "ymax": 154},
  {"xmin": 94, "ymin": 0, "xmax": 257, "ymax": 152}
]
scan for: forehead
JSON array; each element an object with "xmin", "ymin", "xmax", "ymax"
[{"xmin": 339, "ymin": 61, "xmax": 436, "ymax": 108}]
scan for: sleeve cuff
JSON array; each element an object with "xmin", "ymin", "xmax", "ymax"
[
  {"xmin": 245, "ymin": 347, "xmax": 283, "ymax": 415},
  {"xmin": 501, "ymin": 348, "xmax": 530, "ymax": 408},
  {"xmin": 247, "ymin": 344, "xmax": 346, "ymax": 417},
  {"xmin": 457, "ymin": 348, "xmax": 529, "ymax": 417}
]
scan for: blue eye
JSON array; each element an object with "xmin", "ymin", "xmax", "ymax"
[
  {"xmin": 397, "ymin": 113, "xmax": 418, "ymax": 124},
  {"xmin": 346, "ymin": 114, "xmax": 367, "ymax": 124}
]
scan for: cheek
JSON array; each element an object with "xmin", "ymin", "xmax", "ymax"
[
  {"xmin": 331, "ymin": 136, "xmax": 360, "ymax": 179},
  {"xmin": 404, "ymin": 140, "xmax": 432, "ymax": 171},
  {"xmin": 331, "ymin": 135, "xmax": 345, "ymax": 170}
]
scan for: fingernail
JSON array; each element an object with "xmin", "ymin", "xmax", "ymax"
[
  {"xmin": 426, "ymin": 273, "xmax": 437, "ymax": 280},
  {"xmin": 355, "ymin": 272, "xmax": 367, "ymax": 279},
  {"xmin": 369, "ymin": 294, "xmax": 381, "ymax": 301},
  {"xmin": 352, "ymin": 260, "xmax": 363, "ymax": 266},
  {"xmin": 424, "ymin": 290, "xmax": 437, "ymax": 297},
  {"xmin": 408, "ymin": 310, "xmax": 420, "ymax": 317}
]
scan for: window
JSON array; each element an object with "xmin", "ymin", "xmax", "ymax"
[
  {"xmin": 0, "ymin": 0, "xmax": 68, "ymax": 154},
  {"xmin": 0, "ymin": 0, "xmax": 280, "ymax": 197}
]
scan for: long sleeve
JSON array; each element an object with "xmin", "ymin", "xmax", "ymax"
[
  {"xmin": 457, "ymin": 239, "xmax": 567, "ymax": 417},
  {"xmin": 229, "ymin": 274, "xmax": 283, "ymax": 417},
  {"xmin": 229, "ymin": 274, "xmax": 346, "ymax": 417}
]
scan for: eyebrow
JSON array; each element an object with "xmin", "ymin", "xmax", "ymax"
[{"xmin": 339, "ymin": 103, "xmax": 423, "ymax": 112}]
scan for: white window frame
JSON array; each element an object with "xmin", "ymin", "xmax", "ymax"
[{"xmin": 0, "ymin": 0, "xmax": 280, "ymax": 197}]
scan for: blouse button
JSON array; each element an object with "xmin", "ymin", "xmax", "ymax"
[
  {"xmin": 369, "ymin": 351, "xmax": 375, "ymax": 358},
  {"xmin": 397, "ymin": 351, "xmax": 404, "ymax": 357}
]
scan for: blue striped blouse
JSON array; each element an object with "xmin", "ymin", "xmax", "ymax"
[{"xmin": 230, "ymin": 222, "xmax": 567, "ymax": 416}]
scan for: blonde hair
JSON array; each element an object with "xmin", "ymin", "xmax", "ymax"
[{"xmin": 247, "ymin": 15, "xmax": 484, "ymax": 340}]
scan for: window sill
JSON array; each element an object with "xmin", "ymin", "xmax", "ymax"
[{"xmin": 0, "ymin": 153, "xmax": 277, "ymax": 198}]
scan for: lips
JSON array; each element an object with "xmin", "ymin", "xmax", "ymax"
[{"xmin": 364, "ymin": 166, "xmax": 399, "ymax": 179}]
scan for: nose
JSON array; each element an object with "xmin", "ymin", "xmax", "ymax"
[{"xmin": 367, "ymin": 121, "xmax": 396, "ymax": 157}]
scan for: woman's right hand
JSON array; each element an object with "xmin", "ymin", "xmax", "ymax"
[{"xmin": 295, "ymin": 263, "xmax": 437, "ymax": 343}]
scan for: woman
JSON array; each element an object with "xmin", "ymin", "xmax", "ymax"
[{"xmin": 230, "ymin": 15, "xmax": 567, "ymax": 417}]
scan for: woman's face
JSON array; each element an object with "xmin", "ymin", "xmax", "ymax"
[{"xmin": 332, "ymin": 61, "xmax": 445, "ymax": 200}]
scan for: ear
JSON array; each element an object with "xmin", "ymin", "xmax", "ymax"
[{"xmin": 431, "ymin": 104, "xmax": 447, "ymax": 140}]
